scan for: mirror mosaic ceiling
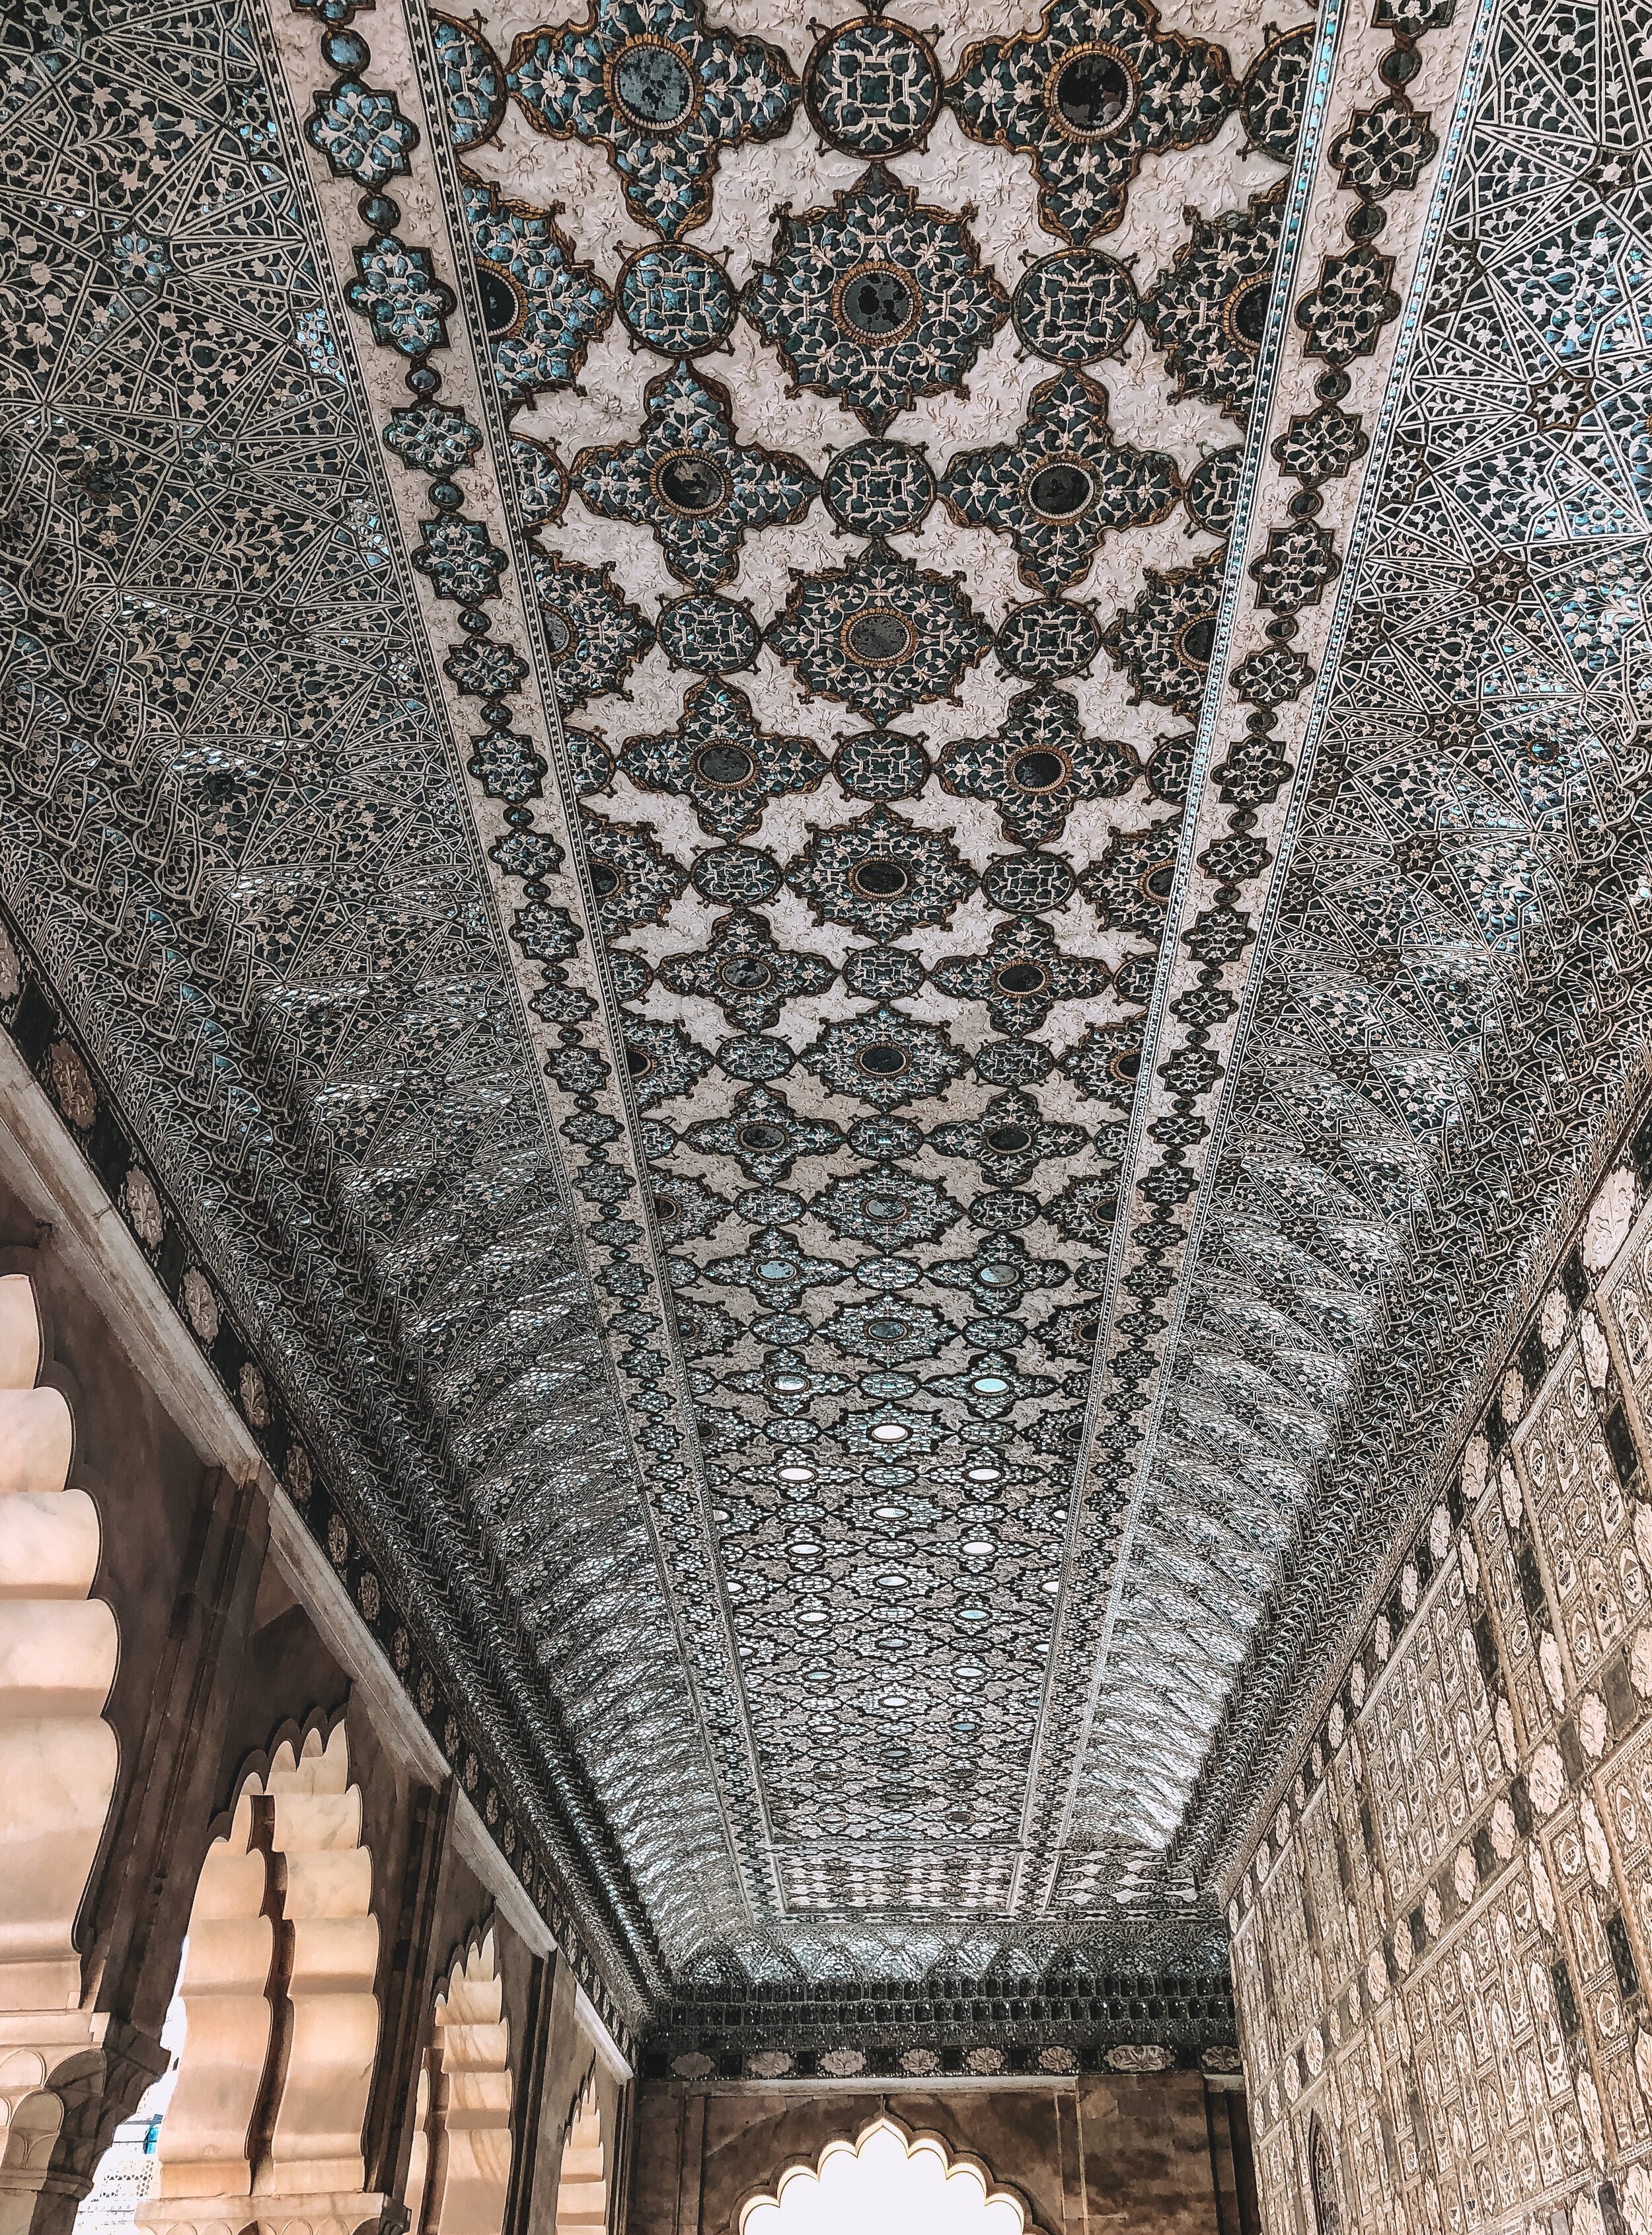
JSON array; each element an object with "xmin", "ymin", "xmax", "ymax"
[{"xmin": 3, "ymin": 0, "xmax": 1650, "ymax": 2028}]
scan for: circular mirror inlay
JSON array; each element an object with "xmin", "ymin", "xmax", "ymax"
[
  {"xmin": 994, "ymin": 962, "xmax": 1049, "ymax": 997},
  {"xmin": 625, "ymin": 1042, "xmax": 654, "ymax": 1077},
  {"xmin": 1010, "ymin": 748, "xmax": 1067, "ymax": 793},
  {"xmin": 835, "ymin": 262, "xmax": 921, "ymax": 343},
  {"xmin": 652, "ymin": 1192, "xmax": 679, "ymax": 1224},
  {"xmin": 1179, "ymin": 615, "xmax": 1217, "ymax": 667},
  {"xmin": 542, "ymin": 607, "xmax": 575, "ymax": 658},
  {"xmin": 862, "ymin": 1193, "xmax": 907, "ymax": 1221},
  {"xmin": 1143, "ymin": 861, "xmax": 1177, "ymax": 903},
  {"xmin": 654, "ymin": 451, "xmax": 729, "ymax": 515},
  {"xmin": 694, "ymin": 742, "xmax": 755, "ymax": 787},
  {"xmin": 737, "ymin": 1120, "xmax": 788, "ymax": 1150},
  {"xmin": 868, "ymin": 1316, "xmax": 910, "ymax": 1340},
  {"xmin": 718, "ymin": 955, "xmax": 772, "ymax": 990},
  {"xmin": 589, "ymin": 860, "xmax": 621, "ymax": 897},
  {"xmin": 850, "ymin": 858, "xmax": 910, "ymax": 898},
  {"xmin": 844, "ymin": 609, "xmax": 916, "ymax": 666},
  {"xmin": 1227, "ymin": 274, "xmax": 1271, "ymax": 349},
  {"xmin": 1026, "ymin": 459, "xmax": 1094, "ymax": 519},
  {"xmin": 611, "ymin": 39, "xmax": 695, "ymax": 129},
  {"xmin": 985, "ymin": 1123, "xmax": 1033, "ymax": 1154},
  {"xmin": 477, "ymin": 265, "xmax": 521, "ymax": 336},
  {"xmin": 858, "ymin": 1043, "xmax": 909, "ymax": 1077},
  {"xmin": 870, "ymin": 1421, "xmax": 910, "ymax": 1443},
  {"xmin": 1050, "ymin": 46, "xmax": 1137, "ymax": 137},
  {"xmin": 979, "ymin": 1261, "xmax": 1019, "ymax": 1287}
]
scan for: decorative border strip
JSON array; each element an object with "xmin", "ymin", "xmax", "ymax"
[{"xmin": 643, "ymin": 2026, "xmax": 1240, "ymax": 2084}]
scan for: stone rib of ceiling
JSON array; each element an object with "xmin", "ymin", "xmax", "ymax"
[{"xmin": 10, "ymin": 0, "xmax": 1642, "ymax": 2018}]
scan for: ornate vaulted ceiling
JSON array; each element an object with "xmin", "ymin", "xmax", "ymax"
[{"xmin": 4, "ymin": 0, "xmax": 1649, "ymax": 2047}]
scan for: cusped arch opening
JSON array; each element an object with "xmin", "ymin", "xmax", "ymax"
[
  {"xmin": 405, "ymin": 1925, "xmax": 513, "ymax": 2235},
  {"xmin": 740, "ymin": 2117, "xmax": 1041, "ymax": 2235},
  {"xmin": 137, "ymin": 1714, "xmax": 381, "ymax": 2229}
]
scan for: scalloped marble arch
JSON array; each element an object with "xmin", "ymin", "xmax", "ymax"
[
  {"xmin": 139, "ymin": 1718, "xmax": 382, "ymax": 2235},
  {"xmin": 404, "ymin": 1926, "xmax": 514, "ymax": 2235},
  {"xmin": 738, "ymin": 2117, "xmax": 1043, "ymax": 2235}
]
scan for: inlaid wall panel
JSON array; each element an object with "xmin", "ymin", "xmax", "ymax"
[{"xmin": 1230, "ymin": 1127, "xmax": 1652, "ymax": 2235}]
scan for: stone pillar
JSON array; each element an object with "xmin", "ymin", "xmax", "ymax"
[{"xmin": 364, "ymin": 1782, "xmax": 453, "ymax": 2222}]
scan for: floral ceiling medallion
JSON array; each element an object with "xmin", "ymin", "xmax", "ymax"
[
  {"xmin": 507, "ymin": 0, "xmax": 799, "ymax": 237},
  {"xmin": 743, "ymin": 166, "xmax": 1010, "ymax": 434},
  {"xmin": 947, "ymin": 0, "xmax": 1236, "ymax": 242}
]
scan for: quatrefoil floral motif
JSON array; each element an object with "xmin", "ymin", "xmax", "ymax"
[
  {"xmin": 507, "ymin": 0, "xmax": 800, "ymax": 239},
  {"xmin": 768, "ymin": 544, "xmax": 991, "ymax": 722},
  {"xmin": 932, "ymin": 917, "xmax": 1109, "ymax": 1034},
  {"xmin": 927, "ymin": 1088, "xmax": 1089, "ymax": 1186},
  {"xmin": 947, "ymin": 0, "xmax": 1236, "ymax": 244},
  {"xmin": 305, "ymin": 77, "xmax": 418, "ymax": 189},
  {"xmin": 656, "ymin": 909, "xmax": 834, "ymax": 1032},
  {"xmin": 683, "ymin": 1082, "xmax": 845, "ymax": 1182},
  {"xmin": 1146, "ymin": 181, "xmax": 1285, "ymax": 426},
  {"xmin": 698, "ymin": 1225, "xmax": 842, "ymax": 1308},
  {"xmin": 938, "ymin": 685, "xmax": 1139, "ymax": 845},
  {"xmin": 938, "ymin": 369, "xmax": 1179, "ymax": 590},
  {"xmin": 928, "ymin": 1230, "xmax": 1069, "ymax": 1306},
  {"xmin": 617, "ymin": 677, "xmax": 827, "ymax": 838},
  {"xmin": 743, "ymin": 165, "xmax": 1010, "ymax": 434},
  {"xmin": 574, "ymin": 365, "xmax": 817, "ymax": 588}
]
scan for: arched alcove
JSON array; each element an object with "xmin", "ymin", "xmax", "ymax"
[
  {"xmin": 740, "ymin": 2118, "xmax": 1037, "ymax": 2235},
  {"xmin": 136, "ymin": 1718, "xmax": 384, "ymax": 2235},
  {"xmin": 553, "ymin": 2075, "xmax": 605, "ymax": 2235},
  {"xmin": 0, "ymin": 1270, "xmax": 120, "ymax": 2224},
  {"xmin": 404, "ymin": 1930, "xmax": 511, "ymax": 2235}
]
